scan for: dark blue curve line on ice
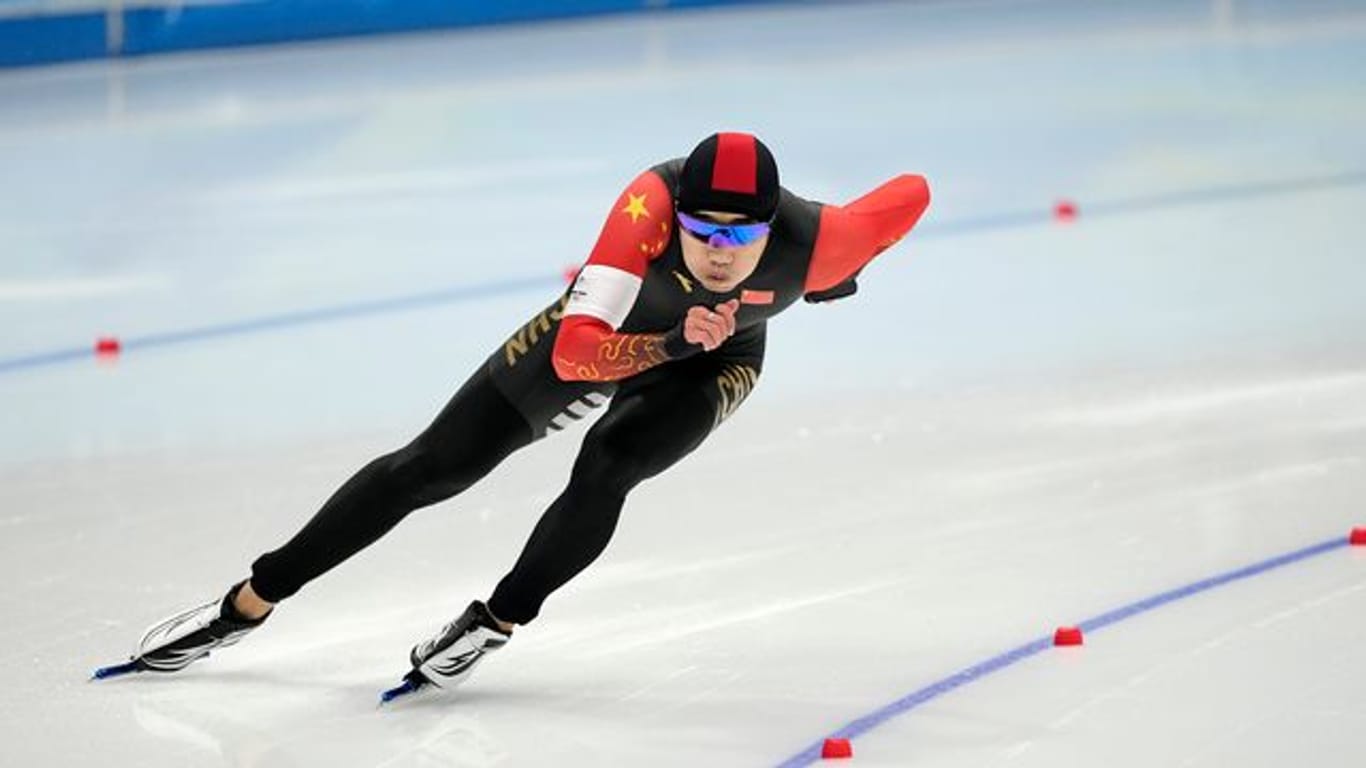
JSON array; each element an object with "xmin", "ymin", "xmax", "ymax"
[
  {"xmin": 2, "ymin": 170, "xmax": 1365, "ymax": 378},
  {"xmin": 774, "ymin": 534, "xmax": 1353, "ymax": 768}
]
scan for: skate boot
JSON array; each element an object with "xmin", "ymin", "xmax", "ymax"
[
  {"xmin": 133, "ymin": 581, "xmax": 271, "ymax": 672},
  {"xmin": 410, "ymin": 600, "xmax": 510, "ymax": 690}
]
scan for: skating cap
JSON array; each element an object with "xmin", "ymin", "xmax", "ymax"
[{"xmin": 677, "ymin": 132, "xmax": 779, "ymax": 222}]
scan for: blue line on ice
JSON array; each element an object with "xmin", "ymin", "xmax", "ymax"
[
  {"xmin": 774, "ymin": 534, "xmax": 1351, "ymax": 767},
  {"xmin": 2, "ymin": 170, "xmax": 1364, "ymax": 377}
]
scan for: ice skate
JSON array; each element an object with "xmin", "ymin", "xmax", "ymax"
[
  {"xmin": 380, "ymin": 600, "xmax": 510, "ymax": 703},
  {"xmin": 93, "ymin": 582, "xmax": 270, "ymax": 679}
]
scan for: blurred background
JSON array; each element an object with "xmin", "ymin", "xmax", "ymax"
[{"xmin": 2, "ymin": 1, "xmax": 1364, "ymax": 766}]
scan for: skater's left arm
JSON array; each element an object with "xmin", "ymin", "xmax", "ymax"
[{"xmin": 803, "ymin": 174, "xmax": 930, "ymax": 301}]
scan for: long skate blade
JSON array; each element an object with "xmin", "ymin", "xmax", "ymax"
[
  {"xmin": 379, "ymin": 673, "xmax": 427, "ymax": 705},
  {"xmin": 91, "ymin": 660, "xmax": 142, "ymax": 680}
]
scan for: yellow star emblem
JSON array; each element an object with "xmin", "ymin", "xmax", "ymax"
[{"xmin": 621, "ymin": 192, "xmax": 650, "ymax": 223}]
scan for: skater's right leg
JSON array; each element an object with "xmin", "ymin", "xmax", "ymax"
[
  {"xmin": 131, "ymin": 581, "xmax": 270, "ymax": 673},
  {"xmin": 121, "ymin": 367, "xmax": 535, "ymax": 674},
  {"xmin": 233, "ymin": 581, "xmax": 273, "ymax": 621},
  {"xmin": 249, "ymin": 365, "xmax": 536, "ymax": 603}
]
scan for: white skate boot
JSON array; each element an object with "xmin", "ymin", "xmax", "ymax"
[
  {"xmin": 379, "ymin": 600, "xmax": 510, "ymax": 702},
  {"xmin": 411, "ymin": 600, "xmax": 510, "ymax": 688},
  {"xmin": 132, "ymin": 582, "xmax": 269, "ymax": 672},
  {"xmin": 94, "ymin": 582, "xmax": 270, "ymax": 679}
]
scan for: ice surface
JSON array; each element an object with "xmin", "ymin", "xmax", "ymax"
[{"xmin": 2, "ymin": 1, "xmax": 1365, "ymax": 765}]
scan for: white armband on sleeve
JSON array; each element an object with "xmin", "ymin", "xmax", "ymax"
[{"xmin": 564, "ymin": 264, "xmax": 643, "ymax": 330}]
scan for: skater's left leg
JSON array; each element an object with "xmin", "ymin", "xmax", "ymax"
[
  {"xmin": 487, "ymin": 348, "xmax": 764, "ymax": 626},
  {"xmin": 400, "ymin": 326, "xmax": 764, "ymax": 691}
]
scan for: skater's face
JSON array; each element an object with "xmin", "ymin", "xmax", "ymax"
[{"xmin": 678, "ymin": 210, "xmax": 768, "ymax": 293}]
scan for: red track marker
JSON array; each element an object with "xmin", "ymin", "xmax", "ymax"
[
  {"xmin": 94, "ymin": 337, "xmax": 121, "ymax": 357},
  {"xmin": 1054, "ymin": 199, "xmax": 1078, "ymax": 223},
  {"xmin": 1054, "ymin": 626, "xmax": 1084, "ymax": 646},
  {"xmin": 821, "ymin": 738, "xmax": 853, "ymax": 759}
]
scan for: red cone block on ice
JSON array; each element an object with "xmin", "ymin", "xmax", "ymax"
[
  {"xmin": 1054, "ymin": 626, "xmax": 1084, "ymax": 646},
  {"xmin": 94, "ymin": 337, "xmax": 121, "ymax": 356},
  {"xmin": 1350, "ymin": 527, "xmax": 1366, "ymax": 546},
  {"xmin": 821, "ymin": 738, "xmax": 853, "ymax": 759},
  {"xmin": 1053, "ymin": 199, "xmax": 1078, "ymax": 223}
]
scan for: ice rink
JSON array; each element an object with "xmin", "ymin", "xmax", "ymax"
[{"xmin": 3, "ymin": 0, "xmax": 1366, "ymax": 765}]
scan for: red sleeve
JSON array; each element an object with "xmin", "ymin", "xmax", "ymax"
[
  {"xmin": 804, "ymin": 174, "xmax": 930, "ymax": 294},
  {"xmin": 553, "ymin": 315, "xmax": 672, "ymax": 382},
  {"xmin": 583, "ymin": 168, "xmax": 673, "ymax": 275},
  {"xmin": 552, "ymin": 169, "xmax": 679, "ymax": 383}
]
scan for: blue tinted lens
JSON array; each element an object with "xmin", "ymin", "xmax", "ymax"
[{"xmin": 677, "ymin": 211, "xmax": 770, "ymax": 247}]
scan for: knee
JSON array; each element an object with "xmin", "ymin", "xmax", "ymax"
[
  {"xmin": 373, "ymin": 439, "xmax": 469, "ymax": 507},
  {"xmin": 571, "ymin": 430, "xmax": 645, "ymax": 501}
]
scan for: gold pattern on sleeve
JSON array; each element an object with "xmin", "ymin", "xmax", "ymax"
[
  {"xmin": 554, "ymin": 331, "xmax": 671, "ymax": 383},
  {"xmin": 596, "ymin": 334, "xmax": 669, "ymax": 378}
]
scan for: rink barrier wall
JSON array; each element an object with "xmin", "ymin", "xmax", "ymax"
[
  {"xmin": 0, "ymin": 0, "xmax": 787, "ymax": 68},
  {"xmin": 0, "ymin": 10, "xmax": 107, "ymax": 67}
]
